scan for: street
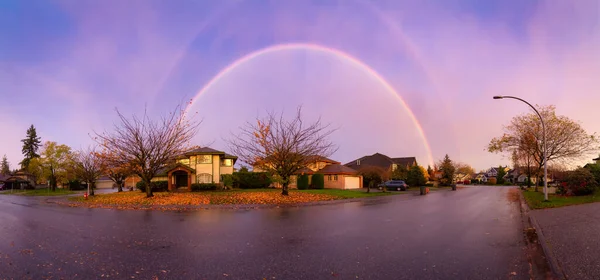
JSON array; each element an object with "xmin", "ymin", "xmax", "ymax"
[{"xmin": 0, "ymin": 187, "xmax": 529, "ymax": 279}]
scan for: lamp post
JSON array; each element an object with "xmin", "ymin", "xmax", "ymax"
[{"xmin": 493, "ymin": 95, "xmax": 548, "ymax": 201}]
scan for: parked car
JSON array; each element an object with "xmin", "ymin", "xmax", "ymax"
[{"xmin": 379, "ymin": 180, "xmax": 409, "ymax": 191}]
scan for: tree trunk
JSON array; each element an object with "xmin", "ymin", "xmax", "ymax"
[
  {"xmin": 90, "ymin": 182, "xmax": 95, "ymax": 196},
  {"xmin": 50, "ymin": 176, "xmax": 57, "ymax": 191},
  {"xmin": 281, "ymin": 183, "xmax": 289, "ymax": 196},
  {"xmin": 145, "ymin": 180, "xmax": 153, "ymax": 198},
  {"xmin": 117, "ymin": 181, "xmax": 123, "ymax": 192}
]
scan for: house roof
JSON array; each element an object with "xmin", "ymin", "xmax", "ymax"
[
  {"xmin": 311, "ymin": 156, "xmax": 340, "ymax": 164},
  {"xmin": 295, "ymin": 167, "xmax": 315, "ymax": 175},
  {"xmin": 391, "ymin": 157, "xmax": 418, "ymax": 167},
  {"xmin": 0, "ymin": 174, "xmax": 10, "ymax": 182},
  {"xmin": 344, "ymin": 153, "xmax": 416, "ymax": 170},
  {"xmin": 317, "ymin": 164, "xmax": 358, "ymax": 175},
  {"xmin": 184, "ymin": 147, "xmax": 225, "ymax": 156}
]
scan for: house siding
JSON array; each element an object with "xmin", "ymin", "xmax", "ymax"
[{"xmin": 324, "ymin": 175, "xmax": 344, "ymax": 189}]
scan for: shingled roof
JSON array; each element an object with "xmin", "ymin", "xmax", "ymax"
[
  {"xmin": 344, "ymin": 153, "xmax": 417, "ymax": 170},
  {"xmin": 316, "ymin": 164, "xmax": 358, "ymax": 175}
]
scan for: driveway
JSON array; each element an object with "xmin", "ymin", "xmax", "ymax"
[
  {"xmin": 531, "ymin": 203, "xmax": 600, "ymax": 279},
  {"xmin": 0, "ymin": 187, "xmax": 529, "ymax": 279}
]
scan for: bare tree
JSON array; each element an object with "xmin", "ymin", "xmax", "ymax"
[
  {"xmin": 73, "ymin": 146, "xmax": 103, "ymax": 196},
  {"xmin": 489, "ymin": 105, "xmax": 599, "ymax": 185},
  {"xmin": 95, "ymin": 105, "xmax": 200, "ymax": 198},
  {"xmin": 227, "ymin": 107, "xmax": 337, "ymax": 196},
  {"xmin": 97, "ymin": 149, "xmax": 133, "ymax": 193}
]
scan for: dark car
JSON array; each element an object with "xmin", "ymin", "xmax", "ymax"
[{"xmin": 379, "ymin": 180, "xmax": 409, "ymax": 191}]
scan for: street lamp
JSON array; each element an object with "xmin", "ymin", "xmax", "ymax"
[{"xmin": 493, "ymin": 95, "xmax": 548, "ymax": 201}]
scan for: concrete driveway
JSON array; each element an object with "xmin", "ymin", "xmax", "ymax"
[{"xmin": 0, "ymin": 187, "xmax": 529, "ymax": 279}]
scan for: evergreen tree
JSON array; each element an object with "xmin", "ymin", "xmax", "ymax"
[
  {"xmin": 407, "ymin": 165, "xmax": 427, "ymax": 186},
  {"xmin": 497, "ymin": 165, "xmax": 507, "ymax": 184},
  {"xmin": 1, "ymin": 155, "xmax": 10, "ymax": 175},
  {"xmin": 439, "ymin": 154, "xmax": 456, "ymax": 186},
  {"xmin": 20, "ymin": 125, "xmax": 41, "ymax": 169},
  {"xmin": 427, "ymin": 165, "xmax": 433, "ymax": 179}
]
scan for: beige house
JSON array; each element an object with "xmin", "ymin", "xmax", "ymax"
[
  {"xmin": 153, "ymin": 147, "xmax": 237, "ymax": 191},
  {"xmin": 259, "ymin": 156, "xmax": 363, "ymax": 190}
]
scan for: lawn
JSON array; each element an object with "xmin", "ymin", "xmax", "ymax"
[
  {"xmin": 68, "ymin": 188, "xmax": 397, "ymax": 208},
  {"xmin": 522, "ymin": 189, "xmax": 600, "ymax": 209},
  {"xmin": 0, "ymin": 188, "xmax": 76, "ymax": 196}
]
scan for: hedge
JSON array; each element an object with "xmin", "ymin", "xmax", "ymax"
[
  {"xmin": 191, "ymin": 183, "xmax": 218, "ymax": 192},
  {"xmin": 311, "ymin": 174, "xmax": 324, "ymax": 189},
  {"xmin": 233, "ymin": 171, "xmax": 272, "ymax": 189},
  {"xmin": 297, "ymin": 174, "xmax": 310, "ymax": 190}
]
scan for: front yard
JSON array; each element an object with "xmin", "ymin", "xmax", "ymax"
[
  {"xmin": 523, "ymin": 188, "xmax": 600, "ymax": 209},
  {"xmin": 66, "ymin": 188, "xmax": 401, "ymax": 209}
]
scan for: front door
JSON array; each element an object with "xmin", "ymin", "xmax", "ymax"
[{"xmin": 175, "ymin": 172, "xmax": 188, "ymax": 188}]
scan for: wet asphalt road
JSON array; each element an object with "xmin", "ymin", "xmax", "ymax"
[{"xmin": 0, "ymin": 187, "xmax": 528, "ymax": 280}]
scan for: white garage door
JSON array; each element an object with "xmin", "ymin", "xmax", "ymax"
[
  {"xmin": 96, "ymin": 180, "xmax": 114, "ymax": 189},
  {"xmin": 344, "ymin": 176, "xmax": 360, "ymax": 189}
]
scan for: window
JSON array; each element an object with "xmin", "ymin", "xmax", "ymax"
[
  {"xmin": 328, "ymin": 175, "xmax": 338, "ymax": 181},
  {"xmin": 198, "ymin": 155, "xmax": 212, "ymax": 164},
  {"xmin": 328, "ymin": 175, "xmax": 332, "ymax": 181},
  {"xmin": 189, "ymin": 156, "xmax": 196, "ymax": 165},
  {"xmin": 356, "ymin": 160, "xmax": 361, "ymax": 165},
  {"xmin": 197, "ymin": 173, "xmax": 212, "ymax": 183},
  {"xmin": 333, "ymin": 175, "xmax": 338, "ymax": 181},
  {"xmin": 392, "ymin": 164, "xmax": 398, "ymax": 171},
  {"xmin": 178, "ymin": 159, "xmax": 190, "ymax": 166},
  {"xmin": 222, "ymin": 159, "xmax": 233, "ymax": 167}
]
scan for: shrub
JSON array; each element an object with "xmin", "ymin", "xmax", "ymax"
[
  {"xmin": 470, "ymin": 179, "xmax": 478, "ymax": 184},
  {"xmin": 297, "ymin": 174, "xmax": 310, "ymax": 190},
  {"xmin": 424, "ymin": 183, "xmax": 434, "ymax": 187},
  {"xmin": 311, "ymin": 174, "xmax": 324, "ymax": 189},
  {"xmin": 487, "ymin": 177, "xmax": 497, "ymax": 185},
  {"xmin": 407, "ymin": 165, "xmax": 427, "ymax": 186},
  {"xmin": 191, "ymin": 183, "xmax": 218, "ymax": 192},
  {"xmin": 233, "ymin": 171, "xmax": 272, "ymax": 189},
  {"xmin": 68, "ymin": 180, "xmax": 85, "ymax": 190},
  {"xmin": 560, "ymin": 168, "xmax": 598, "ymax": 196},
  {"xmin": 136, "ymin": 181, "xmax": 169, "ymax": 192},
  {"xmin": 222, "ymin": 174, "xmax": 234, "ymax": 187}
]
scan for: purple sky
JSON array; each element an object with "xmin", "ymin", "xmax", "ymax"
[{"xmin": 1, "ymin": 0, "xmax": 599, "ymax": 171}]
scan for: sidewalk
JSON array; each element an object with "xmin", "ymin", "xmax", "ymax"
[{"xmin": 530, "ymin": 203, "xmax": 600, "ymax": 280}]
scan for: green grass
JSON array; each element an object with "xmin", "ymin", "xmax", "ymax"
[
  {"xmin": 523, "ymin": 189, "xmax": 600, "ymax": 209},
  {"xmin": 299, "ymin": 189, "xmax": 398, "ymax": 198},
  {"xmin": 0, "ymin": 188, "xmax": 76, "ymax": 196}
]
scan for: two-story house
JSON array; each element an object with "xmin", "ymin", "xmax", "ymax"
[{"xmin": 153, "ymin": 147, "xmax": 237, "ymax": 191}]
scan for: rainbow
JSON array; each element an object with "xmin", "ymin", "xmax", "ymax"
[{"xmin": 184, "ymin": 43, "xmax": 434, "ymax": 166}]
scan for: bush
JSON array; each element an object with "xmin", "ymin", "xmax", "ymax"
[
  {"xmin": 487, "ymin": 177, "xmax": 497, "ymax": 185},
  {"xmin": 407, "ymin": 165, "xmax": 427, "ymax": 186},
  {"xmin": 311, "ymin": 174, "xmax": 324, "ymax": 189},
  {"xmin": 68, "ymin": 180, "xmax": 85, "ymax": 191},
  {"xmin": 233, "ymin": 171, "xmax": 272, "ymax": 189},
  {"xmin": 559, "ymin": 168, "xmax": 598, "ymax": 196},
  {"xmin": 136, "ymin": 181, "xmax": 169, "ymax": 192},
  {"xmin": 424, "ymin": 183, "xmax": 434, "ymax": 187},
  {"xmin": 297, "ymin": 174, "xmax": 310, "ymax": 190},
  {"xmin": 222, "ymin": 174, "xmax": 234, "ymax": 187},
  {"xmin": 191, "ymin": 183, "xmax": 218, "ymax": 192}
]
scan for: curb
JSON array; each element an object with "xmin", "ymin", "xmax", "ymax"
[{"xmin": 518, "ymin": 189, "xmax": 567, "ymax": 279}]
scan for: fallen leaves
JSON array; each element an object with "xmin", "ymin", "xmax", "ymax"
[{"xmin": 64, "ymin": 190, "xmax": 339, "ymax": 210}]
